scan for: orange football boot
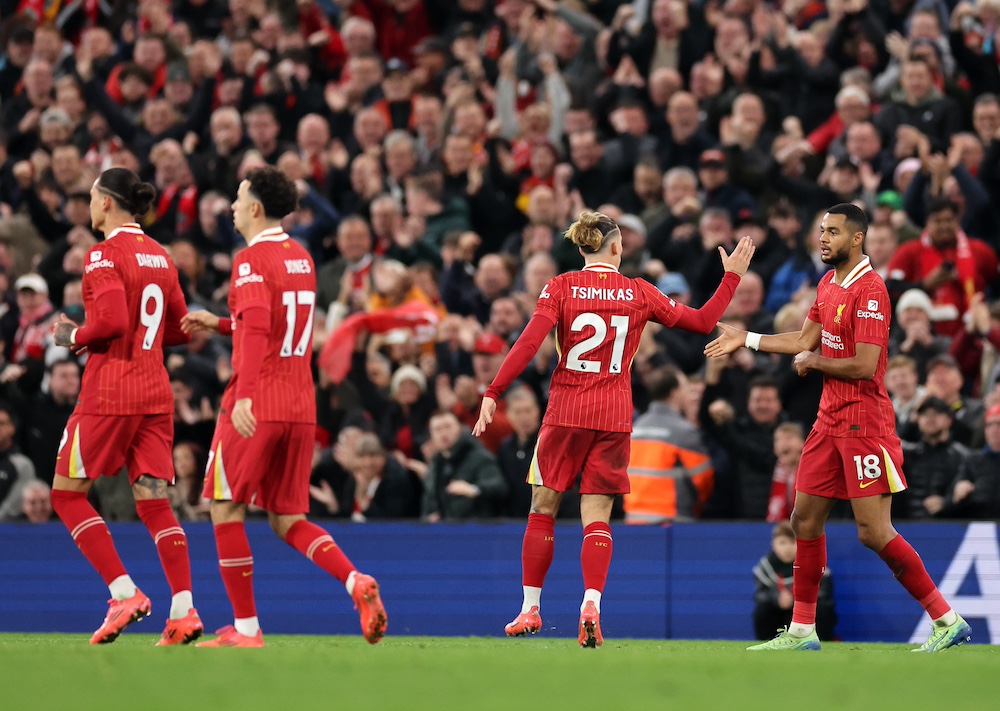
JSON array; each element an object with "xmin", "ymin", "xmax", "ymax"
[
  {"xmin": 156, "ymin": 608, "xmax": 205, "ymax": 646},
  {"xmin": 578, "ymin": 601, "xmax": 603, "ymax": 648},
  {"xmin": 505, "ymin": 606, "xmax": 542, "ymax": 637},
  {"xmin": 351, "ymin": 573, "xmax": 387, "ymax": 644},
  {"xmin": 89, "ymin": 589, "xmax": 152, "ymax": 645},
  {"xmin": 195, "ymin": 625, "xmax": 265, "ymax": 648}
]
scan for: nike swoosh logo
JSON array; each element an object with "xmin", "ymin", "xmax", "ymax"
[
  {"xmin": 242, "ymin": 571, "xmax": 253, "ymax": 577},
  {"xmin": 859, "ymin": 479, "xmax": 880, "ymax": 489}
]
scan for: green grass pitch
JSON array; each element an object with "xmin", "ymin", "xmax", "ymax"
[{"xmin": 3, "ymin": 634, "xmax": 998, "ymax": 710}]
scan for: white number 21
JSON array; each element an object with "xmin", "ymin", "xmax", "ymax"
[{"xmin": 565, "ymin": 313, "xmax": 629, "ymax": 374}]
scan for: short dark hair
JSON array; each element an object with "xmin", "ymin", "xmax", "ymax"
[
  {"xmin": 648, "ymin": 366, "xmax": 682, "ymax": 402},
  {"xmin": 826, "ymin": 202, "xmax": 868, "ymax": 238},
  {"xmin": 927, "ymin": 196, "xmax": 959, "ymax": 216},
  {"xmin": 118, "ymin": 62, "xmax": 153, "ymax": 86},
  {"xmin": 49, "ymin": 358, "xmax": 80, "ymax": 374},
  {"xmin": 748, "ymin": 374, "xmax": 780, "ymax": 394},
  {"xmin": 245, "ymin": 166, "xmax": 298, "ymax": 219}
]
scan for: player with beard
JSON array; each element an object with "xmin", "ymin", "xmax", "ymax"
[{"xmin": 706, "ymin": 203, "xmax": 970, "ymax": 652}]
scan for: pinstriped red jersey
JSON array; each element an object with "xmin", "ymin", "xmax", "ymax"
[
  {"xmin": 536, "ymin": 264, "xmax": 682, "ymax": 432},
  {"xmin": 222, "ymin": 228, "xmax": 317, "ymax": 424},
  {"xmin": 808, "ymin": 258, "xmax": 897, "ymax": 437},
  {"xmin": 78, "ymin": 224, "xmax": 186, "ymax": 416}
]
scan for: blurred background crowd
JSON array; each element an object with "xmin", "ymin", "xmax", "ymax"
[{"xmin": 1, "ymin": 0, "xmax": 1000, "ymax": 527}]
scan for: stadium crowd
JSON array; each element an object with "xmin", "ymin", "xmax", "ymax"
[{"xmin": 1, "ymin": 0, "xmax": 1000, "ymax": 525}]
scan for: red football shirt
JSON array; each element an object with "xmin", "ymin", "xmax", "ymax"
[
  {"xmin": 807, "ymin": 258, "xmax": 897, "ymax": 437},
  {"xmin": 535, "ymin": 263, "xmax": 682, "ymax": 432},
  {"xmin": 222, "ymin": 228, "xmax": 317, "ymax": 424},
  {"xmin": 78, "ymin": 224, "xmax": 187, "ymax": 416}
]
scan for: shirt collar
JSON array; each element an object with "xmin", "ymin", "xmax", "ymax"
[
  {"xmin": 249, "ymin": 226, "xmax": 289, "ymax": 245},
  {"xmin": 831, "ymin": 256, "xmax": 872, "ymax": 289},
  {"xmin": 582, "ymin": 262, "xmax": 619, "ymax": 273},
  {"xmin": 106, "ymin": 222, "xmax": 144, "ymax": 241}
]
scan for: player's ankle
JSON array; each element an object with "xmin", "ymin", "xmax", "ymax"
[{"xmin": 788, "ymin": 622, "xmax": 815, "ymax": 638}]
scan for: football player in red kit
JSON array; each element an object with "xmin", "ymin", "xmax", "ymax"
[
  {"xmin": 182, "ymin": 166, "xmax": 386, "ymax": 648},
  {"xmin": 706, "ymin": 203, "xmax": 970, "ymax": 652},
  {"xmin": 474, "ymin": 211, "xmax": 755, "ymax": 647},
  {"xmin": 51, "ymin": 168, "xmax": 202, "ymax": 645}
]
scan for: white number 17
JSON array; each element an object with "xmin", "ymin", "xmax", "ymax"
[{"xmin": 280, "ymin": 290, "xmax": 316, "ymax": 357}]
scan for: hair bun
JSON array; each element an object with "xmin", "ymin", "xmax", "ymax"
[{"xmin": 130, "ymin": 182, "xmax": 157, "ymax": 215}]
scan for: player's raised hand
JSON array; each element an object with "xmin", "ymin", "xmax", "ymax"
[
  {"xmin": 472, "ymin": 396, "xmax": 497, "ymax": 437},
  {"xmin": 704, "ymin": 322, "xmax": 747, "ymax": 358},
  {"xmin": 720, "ymin": 235, "xmax": 756, "ymax": 276},
  {"xmin": 181, "ymin": 310, "xmax": 221, "ymax": 335},
  {"xmin": 232, "ymin": 398, "xmax": 257, "ymax": 438}
]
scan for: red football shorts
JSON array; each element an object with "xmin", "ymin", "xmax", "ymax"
[
  {"xmin": 55, "ymin": 412, "xmax": 174, "ymax": 484},
  {"xmin": 202, "ymin": 415, "xmax": 314, "ymax": 514},
  {"xmin": 797, "ymin": 430, "xmax": 908, "ymax": 500},
  {"xmin": 528, "ymin": 424, "xmax": 630, "ymax": 495}
]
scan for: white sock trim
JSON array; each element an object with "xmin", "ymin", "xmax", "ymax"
[
  {"xmin": 582, "ymin": 589, "xmax": 602, "ymax": 613},
  {"xmin": 234, "ymin": 616, "xmax": 260, "ymax": 636},
  {"xmin": 934, "ymin": 609, "xmax": 958, "ymax": 627},
  {"xmin": 788, "ymin": 622, "xmax": 815, "ymax": 638},
  {"xmin": 108, "ymin": 575, "xmax": 137, "ymax": 601},
  {"xmin": 169, "ymin": 591, "xmax": 194, "ymax": 620},
  {"xmin": 521, "ymin": 586, "xmax": 541, "ymax": 613},
  {"xmin": 345, "ymin": 570, "xmax": 357, "ymax": 596}
]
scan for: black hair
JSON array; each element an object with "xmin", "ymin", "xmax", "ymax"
[
  {"xmin": 927, "ymin": 196, "xmax": 959, "ymax": 216},
  {"xmin": 118, "ymin": 62, "xmax": 154, "ymax": 87},
  {"xmin": 245, "ymin": 166, "xmax": 299, "ymax": 219},
  {"xmin": 97, "ymin": 168, "xmax": 157, "ymax": 216},
  {"xmin": 748, "ymin": 374, "xmax": 781, "ymax": 394},
  {"xmin": 826, "ymin": 202, "xmax": 868, "ymax": 238},
  {"xmin": 648, "ymin": 366, "xmax": 682, "ymax": 402}
]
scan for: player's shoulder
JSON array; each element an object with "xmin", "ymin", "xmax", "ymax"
[
  {"xmin": 856, "ymin": 268, "xmax": 889, "ymax": 295},
  {"xmin": 84, "ymin": 242, "xmax": 118, "ymax": 274}
]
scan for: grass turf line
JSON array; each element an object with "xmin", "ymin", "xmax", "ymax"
[{"xmin": 2, "ymin": 634, "xmax": 997, "ymax": 711}]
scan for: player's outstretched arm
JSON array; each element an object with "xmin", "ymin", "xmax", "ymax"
[
  {"xmin": 652, "ymin": 237, "xmax": 755, "ymax": 334},
  {"xmin": 479, "ymin": 311, "xmax": 555, "ymax": 402},
  {"xmin": 180, "ymin": 310, "xmax": 222, "ymax": 335},
  {"xmin": 705, "ymin": 319, "xmax": 822, "ymax": 357},
  {"xmin": 162, "ymin": 284, "xmax": 192, "ymax": 347}
]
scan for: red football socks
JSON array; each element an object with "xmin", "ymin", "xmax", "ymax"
[
  {"xmin": 522, "ymin": 513, "xmax": 555, "ymax": 587},
  {"xmin": 581, "ymin": 522, "xmax": 613, "ymax": 593},
  {"xmin": 51, "ymin": 489, "xmax": 128, "ymax": 585},
  {"xmin": 285, "ymin": 520, "xmax": 355, "ymax": 583},
  {"xmin": 791, "ymin": 535, "xmax": 827, "ymax": 625},
  {"xmin": 136, "ymin": 499, "xmax": 192, "ymax": 596},
  {"xmin": 879, "ymin": 534, "xmax": 951, "ymax": 619},
  {"xmin": 214, "ymin": 521, "xmax": 257, "ymax": 619}
]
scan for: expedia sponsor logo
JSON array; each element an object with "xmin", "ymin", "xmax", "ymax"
[
  {"xmin": 235, "ymin": 273, "xmax": 264, "ymax": 288},
  {"xmin": 85, "ymin": 258, "xmax": 115, "ymax": 273},
  {"xmin": 856, "ymin": 309, "xmax": 885, "ymax": 320}
]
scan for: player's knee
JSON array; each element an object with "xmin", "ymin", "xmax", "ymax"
[
  {"xmin": 789, "ymin": 508, "xmax": 819, "ymax": 538},
  {"xmin": 268, "ymin": 513, "xmax": 301, "ymax": 540},
  {"xmin": 856, "ymin": 523, "xmax": 889, "ymax": 551}
]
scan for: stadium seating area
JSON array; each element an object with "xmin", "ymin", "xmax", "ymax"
[{"xmin": 0, "ymin": 0, "xmax": 999, "ymax": 526}]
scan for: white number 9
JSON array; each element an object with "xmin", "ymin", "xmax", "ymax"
[{"xmin": 140, "ymin": 283, "xmax": 165, "ymax": 350}]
